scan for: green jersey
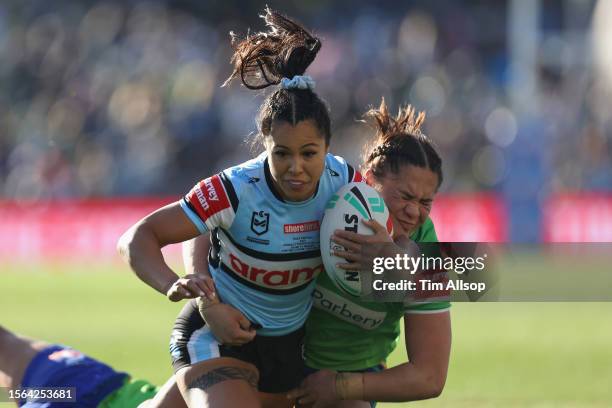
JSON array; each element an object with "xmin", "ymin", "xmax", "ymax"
[
  {"xmin": 99, "ymin": 378, "xmax": 158, "ymax": 408},
  {"xmin": 305, "ymin": 217, "xmax": 450, "ymax": 371}
]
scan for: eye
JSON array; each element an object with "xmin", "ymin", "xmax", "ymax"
[
  {"xmin": 302, "ymin": 151, "xmax": 317, "ymax": 158},
  {"xmin": 274, "ymin": 151, "xmax": 288, "ymax": 158}
]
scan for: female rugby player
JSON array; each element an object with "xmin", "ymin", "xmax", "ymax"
[
  {"xmin": 289, "ymin": 100, "xmax": 451, "ymax": 407},
  {"xmin": 118, "ymin": 8, "xmax": 361, "ymax": 408}
]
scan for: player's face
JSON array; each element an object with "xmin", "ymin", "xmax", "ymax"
[
  {"xmin": 367, "ymin": 164, "xmax": 439, "ymax": 239},
  {"xmin": 264, "ymin": 120, "xmax": 329, "ymax": 202}
]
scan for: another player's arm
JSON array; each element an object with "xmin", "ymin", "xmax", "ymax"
[
  {"xmin": 117, "ymin": 201, "xmax": 208, "ymax": 299},
  {"xmin": 360, "ymin": 311, "xmax": 451, "ymax": 401},
  {"xmin": 183, "ymin": 235, "xmax": 256, "ymax": 345},
  {"xmin": 288, "ymin": 311, "xmax": 450, "ymax": 406}
]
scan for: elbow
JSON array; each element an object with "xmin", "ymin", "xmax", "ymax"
[
  {"xmin": 398, "ymin": 368, "xmax": 446, "ymax": 401},
  {"xmin": 117, "ymin": 231, "xmax": 130, "ymax": 262},
  {"xmin": 117, "ymin": 225, "xmax": 138, "ymax": 263},
  {"xmin": 421, "ymin": 372, "xmax": 447, "ymax": 399}
]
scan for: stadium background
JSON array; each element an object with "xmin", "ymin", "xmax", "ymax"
[{"xmin": 1, "ymin": 0, "xmax": 611, "ymax": 406}]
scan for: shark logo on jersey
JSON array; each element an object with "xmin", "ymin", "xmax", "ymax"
[
  {"xmin": 248, "ymin": 177, "xmax": 260, "ymax": 183},
  {"xmin": 251, "ymin": 211, "xmax": 270, "ymax": 235}
]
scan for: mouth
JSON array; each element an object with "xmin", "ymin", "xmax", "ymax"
[
  {"xmin": 398, "ymin": 219, "xmax": 416, "ymax": 231},
  {"xmin": 284, "ymin": 180, "xmax": 309, "ymax": 191}
]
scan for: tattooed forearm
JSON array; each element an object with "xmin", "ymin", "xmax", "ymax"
[{"xmin": 188, "ymin": 366, "xmax": 259, "ymax": 390}]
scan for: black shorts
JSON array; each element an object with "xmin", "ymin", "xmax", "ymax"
[{"xmin": 169, "ymin": 299, "xmax": 306, "ymax": 393}]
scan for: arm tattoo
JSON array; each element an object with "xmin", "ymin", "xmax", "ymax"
[{"xmin": 188, "ymin": 366, "xmax": 259, "ymax": 390}]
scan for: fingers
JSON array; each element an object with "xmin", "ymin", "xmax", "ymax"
[
  {"xmin": 362, "ymin": 218, "xmax": 391, "ymax": 236},
  {"xmin": 185, "ymin": 274, "xmax": 216, "ymax": 298},
  {"xmin": 167, "ymin": 275, "xmax": 218, "ymax": 302},
  {"xmin": 335, "ymin": 261, "xmax": 363, "ymax": 271},
  {"xmin": 225, "ymin": 328, "xmax": 256, "ymax": 346},
  {"xmin": 333, "ymin": 229, "xmax": 367, "ymax": 243},
  {"xmin": 287, "ymin": 388, "xmax": 316, "ymax": 406},
  {"xmin": 331, "ymin": 234, "xmax": 361, "ymax": 252},
  {"xmin": 201, "ymin": 277, "xmax": 216, "ymax": 298},
  {"xmin": 332, "ymin": 249, "xmax": 360, "ymax": 261},
  {"xmin": 184, "ymin": 279, "xmax": 206, "ymax": 297},
  {"xmin": 286, "ymin": 387, "xmax": 307, "ymax": 401},
  {"xmin": 298, "ymin": 394, "xmax": 316, "ymax": 406},
  {"xmin": 167, "ymin": 285, "xmax": 192, "ymax": 302}
]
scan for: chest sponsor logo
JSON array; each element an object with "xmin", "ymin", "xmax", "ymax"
[
  {"xmin": 312, "ymin": 285, "xmax": 386, "ymax": 330},
  {"xmin": 229, "ymin": 253, "xmax": 323, "ymax": 287},
  {"xmin": 284, "ymin": 221, "xmax": 320, "ymax": 234},
  {"xmin": 251, "ymin": 211, "xmax": 270, "ymax": 236}
]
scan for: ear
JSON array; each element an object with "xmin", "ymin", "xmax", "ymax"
[{"xmin": 364, "ymin": 168, "xmax": 375, "ymax": 186}]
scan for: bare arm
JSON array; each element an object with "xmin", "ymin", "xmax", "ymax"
[
  {"xmin": 362, "ymin": 311, "xmax": 451, "ymax": 401},
  {"xmin": 289, "ymin": 311, "xmax": 451, "ymax": 406},
  {"xmin": 182, "ymin": 235, "xmax": 212, "ymax": 277},
  {"xmin": 117, "ymin": 201, "xmax": 205, "ymax": 298}
]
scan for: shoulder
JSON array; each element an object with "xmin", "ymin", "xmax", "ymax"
[
  {"xmin": 222, "ymin": 154, "xmax": 266, "ymax": 189},
  {"xmin": 325, "ymin": 154, "xmax": 363, "ymax": 184}
]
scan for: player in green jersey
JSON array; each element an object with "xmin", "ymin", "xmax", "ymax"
[
  {"xmin": 0, "ymin": 325, "xmax": 185, "ymax": 408},
  {"xmin": 288, "ymin": 100, "xmax": 451, "ymax": 407}
]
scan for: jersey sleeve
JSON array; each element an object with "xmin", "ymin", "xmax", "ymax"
[
  {"xmin": 404, "ymin": 217, "xmax": 450, "ymax": 314},
  {"xmin": 329, "ymin": 154, "xmax": 364, "ymax": 185},
  {"xmin": 346, "ymin": 163, "xmax": 364, "ymax": 183},
  {"xmin": 180, "ymin": 172, "xmax": 239, "ymax": 234}
]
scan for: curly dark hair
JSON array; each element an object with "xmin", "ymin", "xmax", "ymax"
[
  {"xmin": 362, "ymin": 98, "xmax": 443, "ymax": 189},
  {"xmin": 223, "ymin": 7, "xmax": 331, "ymax": 146}
]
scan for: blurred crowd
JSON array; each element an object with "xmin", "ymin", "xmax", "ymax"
[{"xmin": 1, "ymin": 0, "xmax": 610, "ymax": 199}]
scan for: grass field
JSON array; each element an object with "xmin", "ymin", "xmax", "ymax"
[{"xmin": 1, "ymin": 262, "xmax": 612, "ymax": 407}]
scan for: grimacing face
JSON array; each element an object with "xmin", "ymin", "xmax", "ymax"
[
  {"xmin": 366, "ymin": 164, "xmax": 439, "ymax": 239},
  {"xmin": 264, "ymin": 120, "xmax": 329, "ymax": 202}
]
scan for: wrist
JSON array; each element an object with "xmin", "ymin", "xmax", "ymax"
[
  {"xmin": 161, "ymin": 275, "xmax": 180, "ymax": 295},
  {"xmin": 197, "ymin": 295, "xmax": 221, "ymax": 313},
  {"xmin": 335, "ymin": 372, "xmax": 364, "ymax": 401}
]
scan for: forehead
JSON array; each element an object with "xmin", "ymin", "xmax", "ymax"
[
  {"xmin": 267, "ymin": 120, "xmax": 325, "ymax": 148},
  {"xmin": 383, "ymin": 164, "xmax": 439, "ymax": 196}
]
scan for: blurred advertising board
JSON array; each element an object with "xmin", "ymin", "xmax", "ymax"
[
  {"xmin": 0, "ymin": 198, "xmax": 175, "ymax": 263},
  {"xmin": 0, "ymin": 194, "xmax": 509, "ymax": 264},
  {"xmin": 430, "ymin": 194, "xmax": 508, "ymax": 242},
  {"xmin": 543, "ymin": 193, "xmax": 612, "ymax": 242}
]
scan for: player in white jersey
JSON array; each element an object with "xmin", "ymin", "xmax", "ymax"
[{"xmin": 118, "ymin": 8, "xmax": 361, "ymax": 408}]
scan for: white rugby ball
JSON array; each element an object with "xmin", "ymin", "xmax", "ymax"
[{"xmin": 320, "ymin": 182, "xmax": 393, "ymax": 296}]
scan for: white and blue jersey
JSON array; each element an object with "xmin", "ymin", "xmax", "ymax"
[{"xmin": 180, "ymin": 152, "xmax": 362, "ymax": 336}]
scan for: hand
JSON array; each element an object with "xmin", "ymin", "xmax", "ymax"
[
  {"xmin": 199, "ymin": 303, "xmax": 257, "ymax": 346},
  {"xmin": 166, "ymin": 273, "xmax": 216, "ymax": 302},
  {"xmin": 287, "ymin": 369, "xmax": 338, "ymax": 408},
  {"xmin": 332, "ymin": 219, "xmax": 393, "ymax": 272}
]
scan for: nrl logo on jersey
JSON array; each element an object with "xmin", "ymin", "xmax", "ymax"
[{"xmin": 251, "ymin": 210, "xmax": 270, "ymax": 236}]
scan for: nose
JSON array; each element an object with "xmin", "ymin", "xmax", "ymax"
[
  {"xmin": 403, "ymin": 201, "xmax": 419, "ymax": 220},
  {"xmin": 288, "ymin": 156, "xmax": 304, "ymax": 175}
]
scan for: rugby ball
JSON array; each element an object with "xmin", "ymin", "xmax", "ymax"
[{"xmin": 320, "ymin": 182, "xmax": 393, "ymax": 296}]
